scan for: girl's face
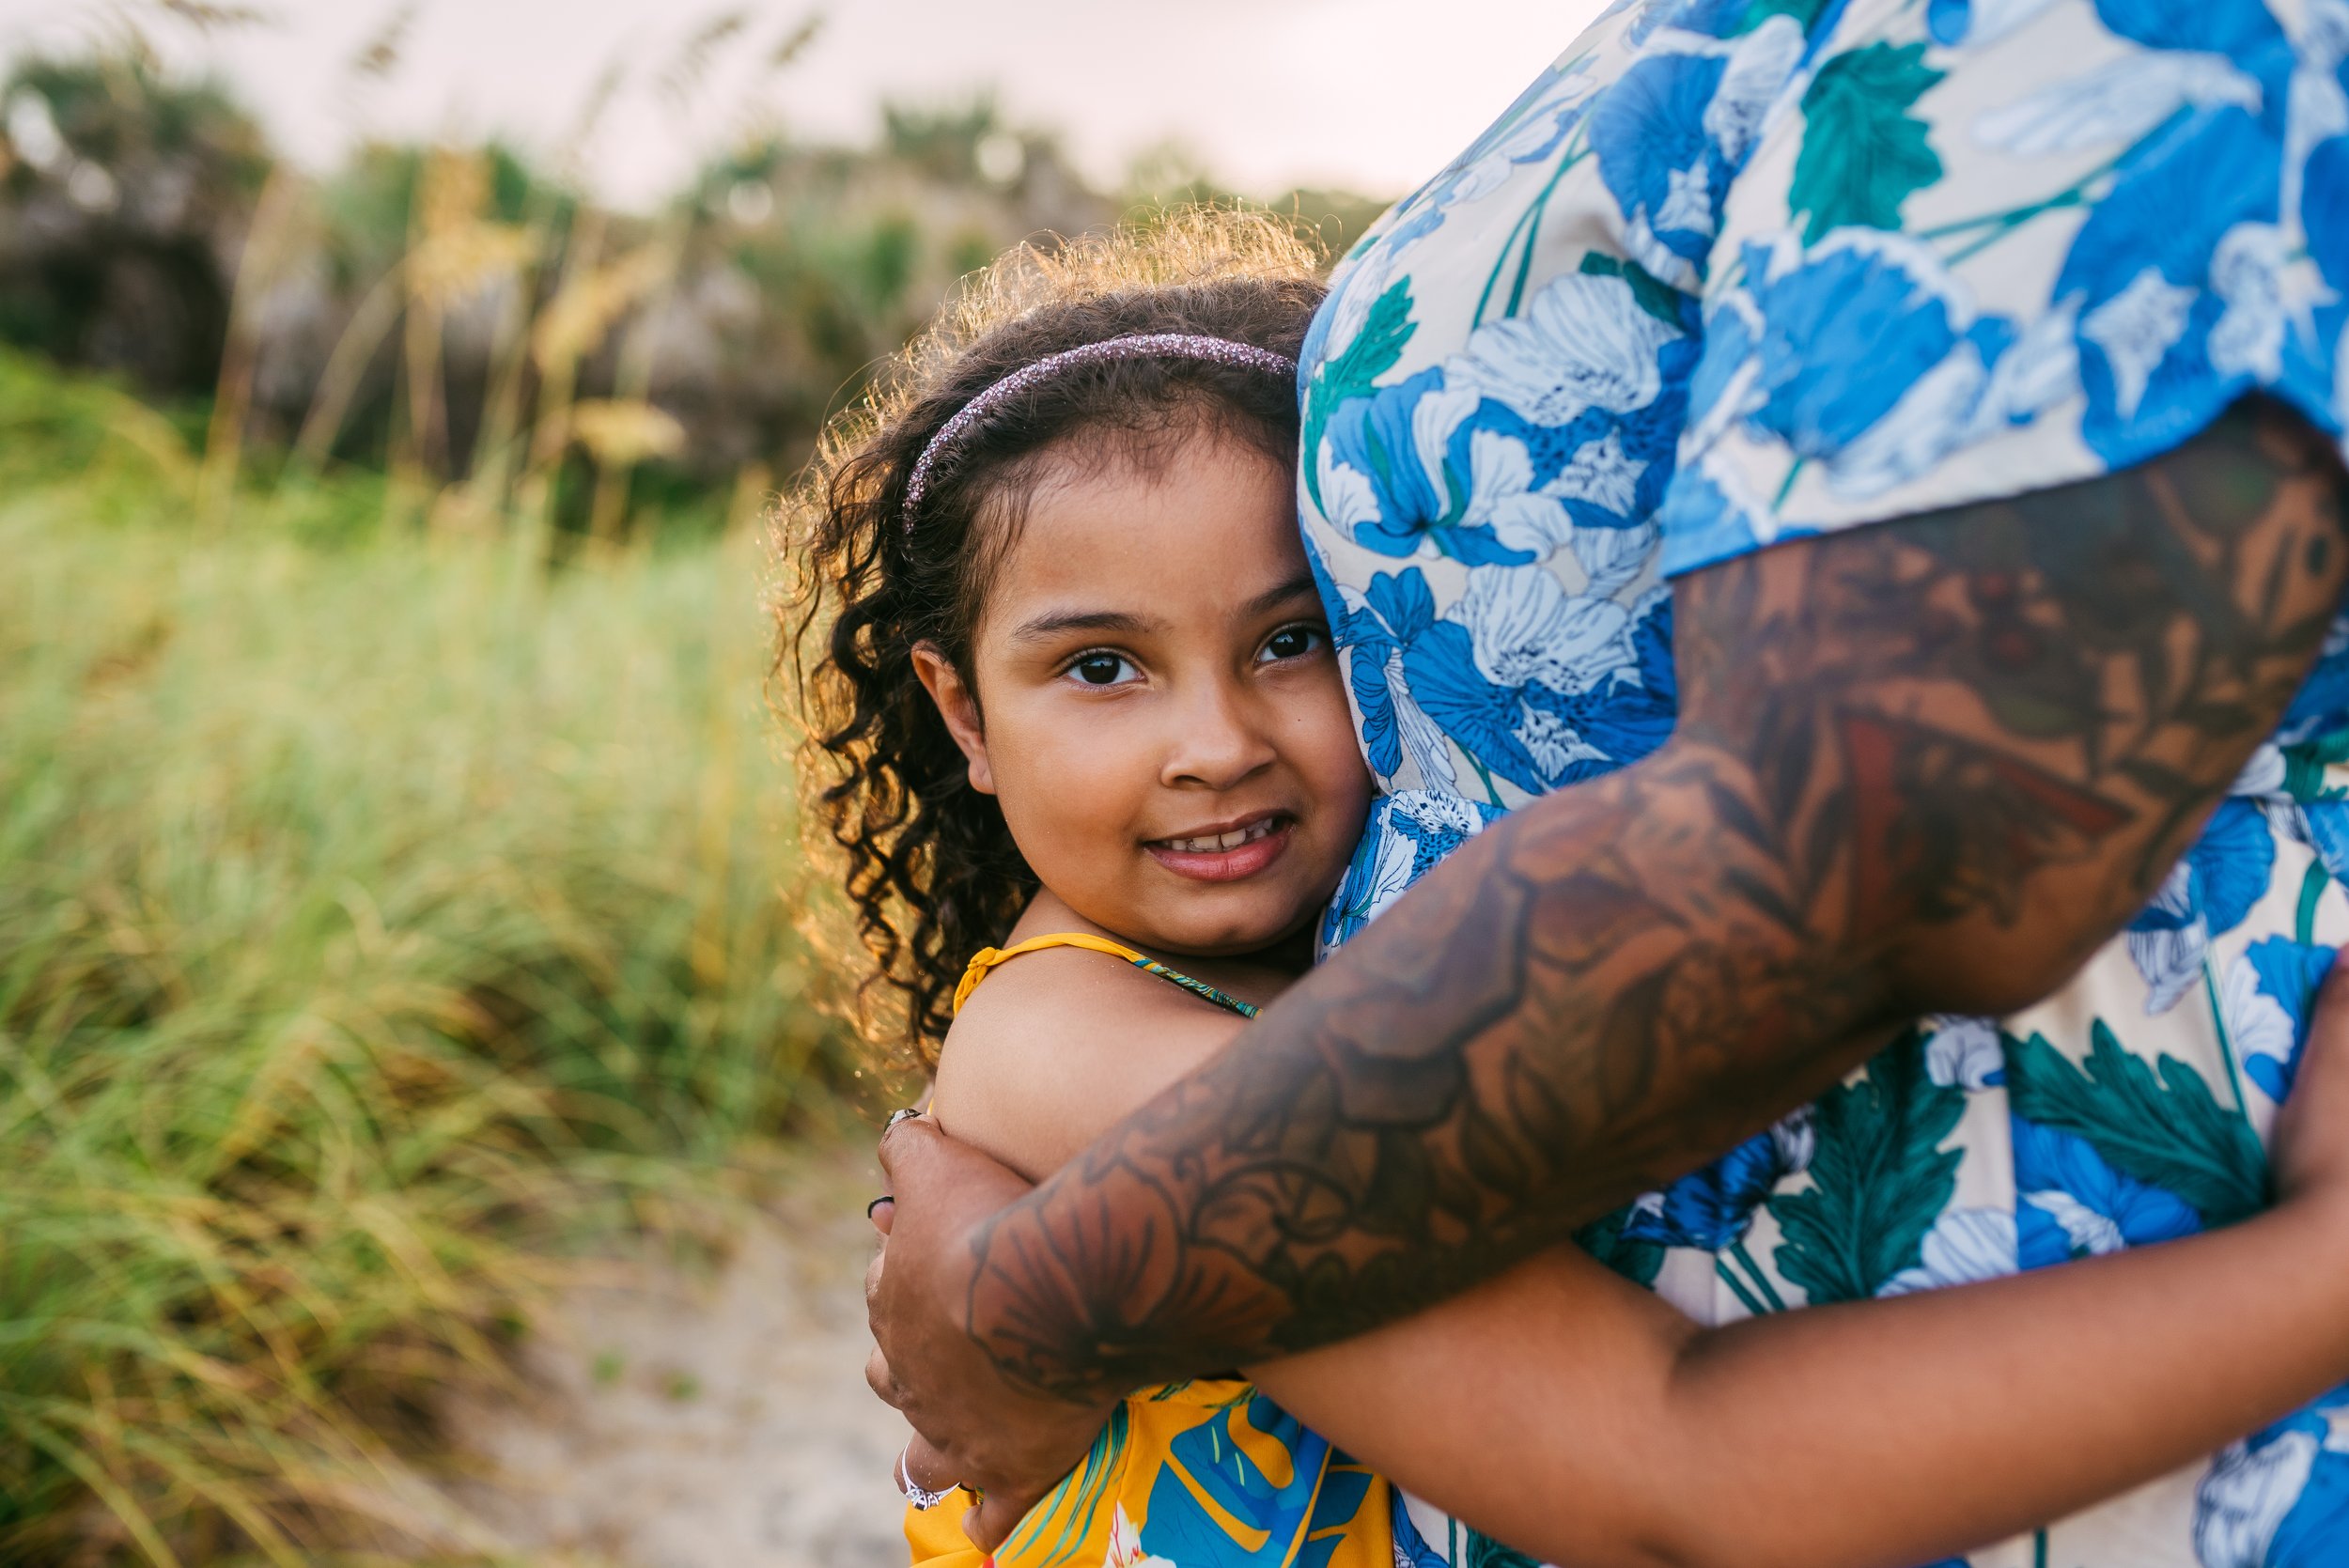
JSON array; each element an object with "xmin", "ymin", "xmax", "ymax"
[{"xmin": 917, "ymin": 422, "xmax": 1372, "ymax": 959}]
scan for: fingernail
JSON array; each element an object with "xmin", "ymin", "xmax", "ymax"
[
  {"xmin": 867, "ymin": 1195, "xmax": 893, "ymax": 1219},
  {"xmin": 884, "ymin": 1108, "xmax": 921, "ymax": 1133}
]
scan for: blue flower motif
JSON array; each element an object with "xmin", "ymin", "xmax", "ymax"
[
  {"xmin": 1680, "ymin": 232, "xmax": 2070, "ymax": 508},
  {"xmin": 1334, "ymin": 568, "xmax": 1446, "ymax": 788},
  {"xmin": 1317, "ymin": 276, "xmax": 1695, "ymax": 568},
  {"xmin": 1625, "ymin": 1114, "xmax": 1810, "ymax": 1251},
  {"xmin": 1399, "ymin": 580, "xmax": 1676, "ymax": 796},
  {"xmin": 2130, "ymin": 798, "xmax": 2277, "ymax": 939},
  {"xmin": 1591, "ymin": 51, "xmax": 1734, "ymax": 286},
  {"xmin": 2094, "ymin": 0, "xmax": 2293, "ymax": 65},
  {"xmin": 2198, "ymin": 1383, "xmax": 2349, "ymax": 1568},
  {"xmin": 2056, "ymin": 103, "xmax": 2287, "ymax": 465},
  {"xmin": 2280, "ymin": 617, "xmax": 2349, "ymax": 746},
  {"xmin": 2243, "ymin": 938, "xmax": 2339, "ymax": 1104},
  {"xmin": 1322, "ymin": 792, "xmax": 1508, "ymax": 951},
  {"xmin": 2012, "ymin": 1114, "xmax": 2201, "ymax": 1268}
]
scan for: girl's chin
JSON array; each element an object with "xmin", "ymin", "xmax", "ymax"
[{"xmin": 1129, "ymin": 891, "xmax": 1329, "ymax": 962}]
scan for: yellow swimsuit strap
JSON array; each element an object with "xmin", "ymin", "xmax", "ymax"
[{"xmin": 953, "ymin": 933, "xmax": 1261, "ymax": 1020}]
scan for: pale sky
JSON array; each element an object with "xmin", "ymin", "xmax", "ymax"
[{"xmin": 0, "ymin": 0, "xmax": 1610, "ymax": 208}]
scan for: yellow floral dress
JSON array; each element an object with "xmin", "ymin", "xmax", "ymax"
[{"xmin": 905, "ymin": 936, "xmax": 1405, "ymax": 1568}]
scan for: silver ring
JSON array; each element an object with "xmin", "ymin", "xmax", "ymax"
[
  {"xmin": 895, "ymin": 1446, "xmax": 957, "ymax": 1512},
  {"xmin": 884, "ymin": 1108, "xmax": 922, "ymax": 1133}
]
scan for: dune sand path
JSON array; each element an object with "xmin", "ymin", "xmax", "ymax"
[{"xmin": 443, "ymin": 1154, "xmax": 914, "ymax": 1568}]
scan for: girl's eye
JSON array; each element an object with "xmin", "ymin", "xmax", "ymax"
[
  {"xmin": 1067, "ymin": 652, "xmax": 1139, "ymax": 688},
  {"xmin": 1258, "ymin": 625, "xmax": 1328, "ymax": 663}
]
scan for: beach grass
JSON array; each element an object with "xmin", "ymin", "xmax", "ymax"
[{"xmin": 0, "ymin": 349, "xmax": 854, "ymax": 1565}]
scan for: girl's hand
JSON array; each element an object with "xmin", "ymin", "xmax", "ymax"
[{"xmin": 2270, "ymin": 955, "xmax": 2349, "ymax": 1217}]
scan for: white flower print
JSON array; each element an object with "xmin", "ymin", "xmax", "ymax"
[
  {"xmin": 1454, "ymin": 567, "xmax": 1636, "ymax": 695},
  {"xmin": 2221, "ymin": 951, "xmax": 2299, "ymax": 1096},
  {"xmin": 2025, "ymin": 1189, "xmax": 2127, "ymax": 1256},
  {"xmin": 2197, "ymin": 1432, "xmax": 2320, "ymax": 1568},
  {"xmin": 1924, "ymin": 1016, "xmax": 2007, "ymax": 1091},
  {"xmin": 2127, "ymin": 858, "xmax": 2209, "ymax": 1015},
  {"xmin": 1703, "ymin": 14, "xmax": 1808, "ymax": 166},
  {"xmin": 1516, "ymin": 706, "xmax": 1607, "ymax": 778},
  {"xmin": 1547, "ymin": 427, "xmax": 1646, "ymax": 519},
  {"xmin": 2081, "ymin": 267, "xmax": 2201, "ymax": 423},
  {"xmin": 1448, "ymin": 272, "xmax": 1677, "ymax": 427},
  {"xmin": 1972, "ymin": 51, "xmax": 2263, "ymax": 160},
  {"xmin": 1319, "ymin": 447, "xmax": 1385, "ymax": 542},
  {"xmin": 1879, "ymin": 1208, "xmax": 2020, "ymax": 1296},
  {"xmin": 2209, "ymin": 223, "xmax": 2338, "ymax": 384},
  {"xmin": 1466, "ymin": 427, "xmax": 1579, "ymax": 560},
  {"xmin": 1384, "ymin": 647, "xmax": 1462, "ymax": 796},
  {"xmin": 1103, "ymin": 1503, "xmax": 1176, "ymax": 1568},
  {"xmin": 2235, "ymin": 741, "xmax": 2290, "ymax": 800},
  {"xmin": 1768, "ymin": 1106, "xmax": 1816, "ymax": 1176},
  {"xmin": 1570, "ymin": 516, "xmax": 1660, "ymax": 599},
  {"xmin": 1656, "ymin": 159, "xmax": 1717, "ymax": 241}
]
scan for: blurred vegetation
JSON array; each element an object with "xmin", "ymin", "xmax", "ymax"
[
  {"xmin": 0, "ymin": 23, "xmax": 1388, "ymax": 542},
  {"xmin": 0, "ymin": 12, "xmax": 1390, "ymax": 1563},
  {"xmin": 0, "ymin": 343, "xmax": 860, "ymax": 1565}
]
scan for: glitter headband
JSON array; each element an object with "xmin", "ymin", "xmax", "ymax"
[{"xmin": 901, "ymin": 333, "xmax": 1299, "ymax": 528}]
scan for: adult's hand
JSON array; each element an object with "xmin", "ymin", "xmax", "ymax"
[{"xmin": 867, "ymin": 1114, "xmax": 1117, "ymax": 1549}]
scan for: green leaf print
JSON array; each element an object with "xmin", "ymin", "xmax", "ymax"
[
  {"xmin": 1788, "ymin": 42, "xmax": 1946, "ymax": 244},
  {"xmin": 1465, "ymin": 1527, "xmax": 1543, "ymax": 1568},
  {"xmin": 1741, "ymin": 0, "xmax": 1836, "ymax": 30},
  {"xmin": 1302, "ymin": 279, "xmax": 1416, "ymax": 512},
  {"xmin": 1769, "ymin": 1031, "xmax": 1967, "ymax": 1305},
  {"xmin": 1579, "ymin": 253, "xmax": 1689, "ymax": 331},
  {"xmin": 1576, "ymin": 1204, "xmax": 1666, "ymax": 1288},
  {"xmin": 2284, "ymin": 730, "xmax": 2349, "ymax": 803},
  {"xmin": 2006, "ymin": 1023, "xmax": 2269, "ymax": 1225}
]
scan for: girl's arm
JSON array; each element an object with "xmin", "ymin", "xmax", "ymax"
[
  {"xmin": 931, "ymin": 952, "xmax": 2349, "ymax": 1568},
  {"xmin": 1250, "ymin": 977, "xmax": 2349, "ymax": 1568}
]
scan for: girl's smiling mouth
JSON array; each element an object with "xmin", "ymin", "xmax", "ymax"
[{"xmin": 1145, "ymin": 813, "xmax": 1295, "ymax": 882}]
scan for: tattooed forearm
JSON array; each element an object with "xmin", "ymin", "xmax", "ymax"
[{"xmin": 971, "ymin": 398, "xmax": 2349, "ymax": 1401}]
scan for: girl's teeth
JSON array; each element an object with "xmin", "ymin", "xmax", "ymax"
[{"xmin": 1166, "ymin": 820, "xmax": 1278, "ymax": 854}]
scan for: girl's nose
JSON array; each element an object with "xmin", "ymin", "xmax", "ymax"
[{"xmin": 1161, "ymin": 680, "xmax": 1276, "ymax": 791}]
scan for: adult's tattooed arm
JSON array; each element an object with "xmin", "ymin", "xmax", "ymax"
[{"xmin": 869, "ymin": 398, "xmax": 2349, "ymax": 1538}]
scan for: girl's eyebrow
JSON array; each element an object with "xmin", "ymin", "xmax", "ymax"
[
  {"xmin": 1008, "ymin": 608, "xmax": 1164, "ymax": 645},
  {"xmin": 1010, "ymin": 575, "xmax": 1320, "ymax": 647},
  {"xmin": 1244, "ymin": 573, "xmax": 1322, "ymax": 618}
]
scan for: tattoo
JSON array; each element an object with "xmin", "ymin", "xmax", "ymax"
[{"xmin": 967, "ymin": 398, "xmax": 2349, "ymax": 1400}]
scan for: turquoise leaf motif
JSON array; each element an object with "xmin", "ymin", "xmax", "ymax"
[
  {"xmin": 1579, "ymin": 252, "xmax": 1692, "ymax": 331},
  {"xmin": 1576, "ymin": 1203, "xmax": 1666, "ymax": 1288},
  {"xmin": 1789, "ymin": 42, "xmax": 1946, "ymax": 243},
  {"xmin": 2284, "ymin": 731, "xmax": 2349, "ymax": 804},
  {"xmin": 2005, "ymin": 1022, "xmax": 2268, "ymax": 1226},
  {"xmin": 1742, "ymin": 0, "xmax": 1837, "ymax": 30},
  {"xmin": 1465, "ymin": 1527, "xmax": 1544, "ymax": 1568},
  {"xmin": 1302, "ymin": 279, "xmax": 1416, "ymax": 512},
  {"xmin": 1769, "ymin": 1031, "xmax": 1967, "ymax": 1305}
]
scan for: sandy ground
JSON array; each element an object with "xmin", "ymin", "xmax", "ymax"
[{"xmin": 441, "ymin": 1155, "xmax": 915, "ymax": 1568}]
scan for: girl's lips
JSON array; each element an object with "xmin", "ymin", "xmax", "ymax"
[{"xmin": 1145, "ymin": 817, "xmax": 1296, "ymax": 882}]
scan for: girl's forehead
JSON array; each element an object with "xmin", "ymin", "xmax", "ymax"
[{"xmin": 1001, "ymin": 436, "xmax": 1301, "ymax": 588}]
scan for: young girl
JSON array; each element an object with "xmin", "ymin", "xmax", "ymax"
[{"xmin": 786, "ymin": 212, "xmax": 2349, "ymax": 1568}]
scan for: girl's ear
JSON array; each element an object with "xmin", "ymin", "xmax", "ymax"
[{"xmin": 910, "ymin": 643, "xmax": 995, "ymax": 796}]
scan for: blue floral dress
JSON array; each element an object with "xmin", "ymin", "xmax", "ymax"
[{"xmin": 1303, "ymin": 3, "xmax": 2349, "ymax": 1566}]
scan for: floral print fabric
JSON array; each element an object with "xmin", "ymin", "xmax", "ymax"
[{"xmin": 1305, "ymin": 3, "xmax": 2349, "ymax": 1565}]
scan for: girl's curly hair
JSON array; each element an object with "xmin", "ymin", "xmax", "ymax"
[{"xmin": 777, "ymin": 210, "xmax": 1328, "ymax": 1076}]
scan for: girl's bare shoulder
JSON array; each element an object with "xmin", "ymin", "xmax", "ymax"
[{"xmin": 934, "ymin": 942, "xmax": 1246, "ymax": 1182}]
